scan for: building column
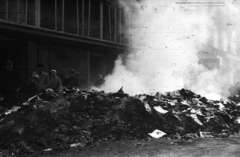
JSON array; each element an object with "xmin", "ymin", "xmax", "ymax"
[
  {"xmin": 87, "ymin": 50, "xmax": 91, "ymax": 87},
  {"xmin": 100, "ymin": 1, "xmax": 103, "ymax": 39},
  {"xmin": 35, "ymin": 0, "xmax": 41, "ymax": 27}
]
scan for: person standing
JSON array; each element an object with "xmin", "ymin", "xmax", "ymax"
[
  {"xmin": 94, "ymin": 74, "xmax": 105, "ymax": 87},
  {"xmin": 49, "ymin": 69, "xmax": 62, "ymax": 91},
  {"xmin": 26, "ymin": 74, "xmax": 39, "ymax": 98},
  {"xmin": 63, "ymin": 69, "xmax": 79, "ymax": 87},
  {"xmin": 75, "ymin": 72, "xmax": 87, "ymax": 89},
  {"xmin": 33, "ymin": 64, "xmax": 50, "ymax": 93},
  {"xmin": 0, "ymin": 60, "xmax": 22, "ymax": 109}
]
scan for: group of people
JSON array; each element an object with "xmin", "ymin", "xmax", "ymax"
[
  {"xmin": 26, "ymin": 64, "xmax": 62, "ymax": 98},
  {"xmin": 26, "ymin": 64, "xmax": 86, "ymax": 98},
  {"xmin": 0, "ymin": 60, "xmax": 86, "ymax": 109}
]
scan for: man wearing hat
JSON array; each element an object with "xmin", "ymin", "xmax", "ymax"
[
  {"xmin": 49, "ymin": 69, "xmax": 62, "ymax": 91},
  {"xmin": 26, "ymin": 74, "xmax": 39, "ymax": 98},
  {"xmin": 0, "ymin": 60, "xmax": 22, "ymax": 109},
  {"xmin": 33, "ymin": 63, "xmax": 50, "ymax": 93},
  {"xmin": 63, "ymin": 69, "xmax": 79, "ymax": 87}
]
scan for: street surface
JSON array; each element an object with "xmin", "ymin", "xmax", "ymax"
[{"xmin": 32, "ymin": 136, "xmax": 240, "ymax": 157}]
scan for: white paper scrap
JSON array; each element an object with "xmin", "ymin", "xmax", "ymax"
[
  {"xmin": 144, "ymin": 102, "xmax": 152, "ymax": 113},
  {"xmin": 154, "ymin": 106, "xmax": 168, "ymax": 114},
  {"xmin": 190, "ymin": 109, "xmax": 196, "ymax": 114},
  {"xmin": 181, "ymin": 101, "xmax": 190, "ymax": 106},
  {"xmin": 190, "ymin": 114, "xmax": 203, "ymax": 125},
  {"xmin": 148, "ymin": 129, "xmax": 166, "ymax": 138},
  {"xmin": 216, "ymin": 103, "xmax": 225, "ymax": 110},
  {"xmin": 44, "ymin": 148, "xmax": 52, "ymax": 151},
  {"xmin": 234, "ymin": 117, "xmax": 240, "ymax": 124}
]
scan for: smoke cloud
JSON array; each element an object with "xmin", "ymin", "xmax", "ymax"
[{"xmin": 98, "ymin": 0, "xmax": 240, "ymax": 100}]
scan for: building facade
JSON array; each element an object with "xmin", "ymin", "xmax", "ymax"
[
  {"xmin": 0, "ymin": 0, "xmax": 130, "ymax": 98},
  {"xmin": 177, "ymin": 0, "xmax": 240, "ymax": 85}
]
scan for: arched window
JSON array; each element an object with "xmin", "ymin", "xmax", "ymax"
[
  {"xmin": 200, "ymin": 24, "xmax": 207, "ymax": 45},
  {"xmin": 231, "ymin": 30, "xmax": 236, "ymax": 55},
  {"xmin": 222, "ymin": 31, "xmax": 228, "ymax": 52},
  {"xmin": 213, "ymin": 26, "xmax": 219, "ymax": 49}
]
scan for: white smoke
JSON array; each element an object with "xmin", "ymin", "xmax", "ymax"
[{"xmin": 99, "ymin": 0, "xmax": 239, "ymax": 99}]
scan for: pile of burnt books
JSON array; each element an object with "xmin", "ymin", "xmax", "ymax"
[{"xmin": 0, "ymin": 87, "xmax": 240, "ymax": 156}]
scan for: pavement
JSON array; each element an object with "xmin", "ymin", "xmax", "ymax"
[{"xmin": 32, "ymin": 136, "xmax": 240, "ymax": 157}]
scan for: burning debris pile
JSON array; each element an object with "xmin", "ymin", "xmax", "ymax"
[{"xmin": 0, "ymin": 88, "xmax": 240, "ymax": 156}]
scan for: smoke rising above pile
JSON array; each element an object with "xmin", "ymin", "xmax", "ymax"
[{"xmin": 99, "ymin": 0, "xmax": 239, "ymax": 99}]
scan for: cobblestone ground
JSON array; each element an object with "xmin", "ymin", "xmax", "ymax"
[{"xmin": 30, "ymin": 136, "xmax": 240, "ymax": 157}]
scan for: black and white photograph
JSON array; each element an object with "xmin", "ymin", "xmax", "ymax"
[{"xmin": 1, "ymin": 0, "xmax": 240, "ymax": 156}]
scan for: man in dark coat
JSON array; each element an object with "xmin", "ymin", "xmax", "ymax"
[
  {"xmin": 0, "ymin": 60, "xmax": 22, "ymax": 109},
  {"xmin": 26, "ymin": 74, "xmax": 39, "ymax": 98},
  {"xmin": 32, "ymin": 64, "xmax": 50, "ymax": 93},
  {"xmin": 63, "ymin": 69, "xmax": 79, "ymax": 88}
]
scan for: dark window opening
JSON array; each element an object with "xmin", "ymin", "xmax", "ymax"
[{"xmin": 41, "ymin": 0, "xmax": 55, "ymax": 29}]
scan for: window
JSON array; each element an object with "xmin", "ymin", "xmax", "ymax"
[
  {"xmin": 200, "ymin": 24, "xmax": 207, "ymax": 44},
  {"xmin": 231, "ymin": 30, "xmax": 236, "ymax": 55},
  {"xmin": 213, "ymin": 26, "xmax": 219, "ymax": 49},
  {"xmin": 222, "ymin": 31, "xmax": 228, "ymax": 52},
  {"xmin": 176, "ymin": 0, "xmax": 225, "ymax": 5}
]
